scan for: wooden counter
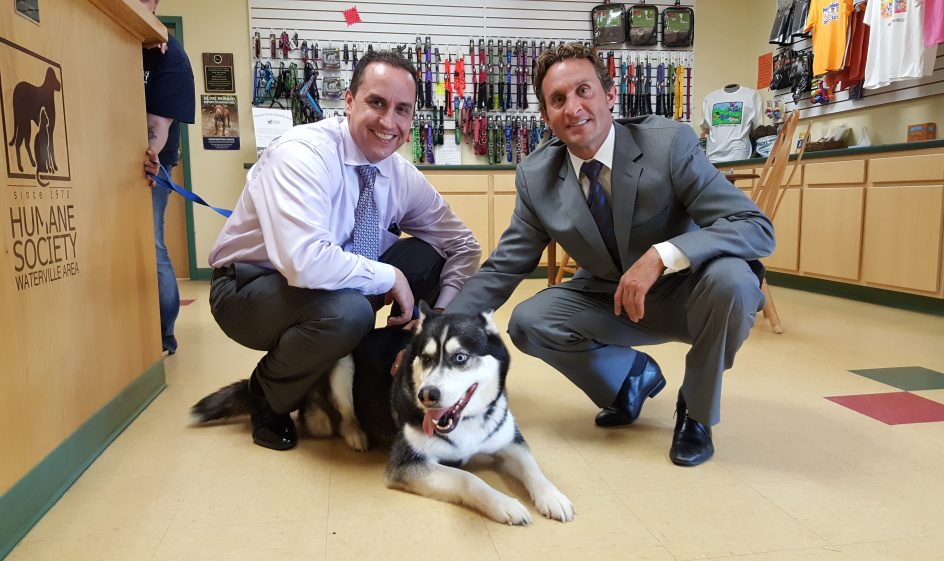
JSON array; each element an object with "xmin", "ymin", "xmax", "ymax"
[{"xmin": 0, "ymin": 1, "xmax": 168, "ymax": 556}]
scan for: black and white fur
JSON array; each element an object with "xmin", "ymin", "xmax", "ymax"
[{"xmin": 192, "ymin": 305, "xmax": 573, "ymax": 525}]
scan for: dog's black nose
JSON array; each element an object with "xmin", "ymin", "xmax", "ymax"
[{"xmin": 418, "ymin": 386, "xmax": 441, "ymax": 406}]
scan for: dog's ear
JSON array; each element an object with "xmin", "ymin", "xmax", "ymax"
[
  {"xmin": 416, "ymin": 301, "xmax": 436, "ymax": 334},
  {"xmin": 480, "ymin": 310, "xmax": 499, "ymax": 336}
]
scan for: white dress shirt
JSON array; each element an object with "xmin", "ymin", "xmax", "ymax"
[
  {"xmin": 209, "ymin": 117, "xmax": 481, "ymax": 308},
  {"xmin": 567, "ymin": 124, "xmax": 691, "ymax": 274}
]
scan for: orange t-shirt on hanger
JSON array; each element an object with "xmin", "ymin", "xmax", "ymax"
[{"xmin": 804, "ymin": 0, "xmax": 855, "ymax": 75}]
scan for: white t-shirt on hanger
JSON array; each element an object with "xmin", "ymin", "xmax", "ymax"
[
  {"xmin": 702, "ymin": 86, "xmax": 761, "ymax": 163},
  {"xmin": 863, "ymin": 0, "xmax": 937, "ymax": 89}
]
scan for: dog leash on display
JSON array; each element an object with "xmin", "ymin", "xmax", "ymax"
[
  {"xmin": 411, "ymin": 119, "xmax": 421, "ymax": 163},
  {"xmin": 477, "ymin": 40, "xmax": 488, "ymax": 111},
  {"xmin": 149, "ymin": 164, "xmax": 231, "ymax": 218},
  {"xmin": 655, "ymin": 61, "xmax": 665, "ymax": 117},
  {"xmin": 504, "ymin": 117, "xmax": 512, "ymax": 163},
  {"xmin": 493, "ymin": 43, "xmax": 501, "ymax": 112},
  {"xmin": 425, "ymin": 115, "xmax": 435, "ymax": 164},
  {"xmin": 444, "ymin": 56, "xmax": 453, "ymax": 118},
  {"xmin": 504, "ymin": 43, "xmax": 512, "ymax": 112}
]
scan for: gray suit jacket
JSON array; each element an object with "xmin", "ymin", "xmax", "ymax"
[{"xmin": 448, "ymin": 116, "xmax": 775, "ymax": 315}]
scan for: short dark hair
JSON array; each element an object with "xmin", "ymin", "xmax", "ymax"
[
  {"xmin": 534, "ymin": 42, "xmax": 614, "ymax": 114},
  {"xmin": 349, "ymin": 49, "xmax": 419, "ymax": 98}
]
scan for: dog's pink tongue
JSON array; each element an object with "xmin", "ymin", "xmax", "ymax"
[{"xmin": 423, "ymin": 409, "xmax": 447, "ymax": 436}]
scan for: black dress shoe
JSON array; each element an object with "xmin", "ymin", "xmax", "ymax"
[
  {"xmin": 595, "ymin": 353, "xmax": 667, "ymax": 427},
  {"xmin": 248, "ymin": 376, "xmax": 297, "ymax": 451},
  {"xmin": 670, "ymin": 392, "xmax": 713, "ymax": 466}
]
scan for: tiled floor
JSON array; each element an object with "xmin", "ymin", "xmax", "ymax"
[{"xmin": 7, "ymin": 280, "xmax": 944, "ymax": 561}]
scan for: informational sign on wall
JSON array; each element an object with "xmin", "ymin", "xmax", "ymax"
[
  {"xmin": 202, "ymin": 52, "xmax": 235, "ymax": 93},
  {"xmin": 0, "ymin": 37, "xmax": 81, "ymax": 292},
  {"xmin": 201, "ymin": 94, "xmax": 240, "ymax": 150}
]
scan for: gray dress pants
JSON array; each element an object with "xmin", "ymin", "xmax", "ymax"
[
  {"xmin": 209, "ymin": 238, "xmax": 444, "ymax": 414},
  {"xmin": 507, "ymin": 256, "xmax": 764, "ymax": 425}
]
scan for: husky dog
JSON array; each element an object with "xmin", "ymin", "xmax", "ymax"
[{"xmin": 192, "ymin": 305, "xmax": 574, "ymax": 525}]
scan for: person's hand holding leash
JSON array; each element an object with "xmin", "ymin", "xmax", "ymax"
[
  {"xmin": 144, "ymin": 148, "xmax": 160, "ymax": 187},
  {"xmin": 614, "ymin": 246, "xmax": 665, "ymax": 322}
]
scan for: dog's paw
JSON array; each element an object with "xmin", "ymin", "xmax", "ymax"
[
  {"xmin": 339, "ymin": 420, "xmax": 369, "ymax": 452},
  {"xmin": 303, "ymin": 407, "xmax": 333, "ymax": 438},
  {"xmin": 485, "ymin": 495, "xmax": 532, "ymax": 526},
  {"xmin": 533, "ymin": 486, "xmax": 575, "ymax": 523}
]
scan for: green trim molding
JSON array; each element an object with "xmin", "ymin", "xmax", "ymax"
[
  {"xmin": 766, "ymin": 271, "xmax": 944, "ymax": 316},
  {"xmin": 0, "ymin": 361, "xmax": 166, "ymax": 560}
]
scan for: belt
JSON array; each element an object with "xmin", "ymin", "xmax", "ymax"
[{"xmin": 212, "ymin": 265, "xmax": 234, "ymax": 281}]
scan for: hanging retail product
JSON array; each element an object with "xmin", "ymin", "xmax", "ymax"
[
  {"xmin": 591, "ymin": 3, "xmax": 627, "ymax": 46},
  {"xmin": 662, "ymin": 2, "xmax": 694, "ymax": 48},
  {"xmin": 322, "ymin": 47, "xmax": 341, "ymax": 70},
  {"xmin": 769, "ymin": 0, "xmax": 795, "ymax": 45},
  {"xmin": 627, "ymin": 2, "xmax": 658, "ymax": 46},
  {"xmin": 770, "ymin": 49, "xmax": 794, "ymax": 90},
  {"xmin": 322, "ymin": 76, "xmax": 344, "ymax": 99}
]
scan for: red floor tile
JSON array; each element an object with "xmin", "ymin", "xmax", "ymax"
[
  {"xmin": 826, "ymin": 392, "xmax": 944, "ymax": 425},
  {"xmin": 180, "ymin": 299, "xmax": 196, "ymax": 306}
]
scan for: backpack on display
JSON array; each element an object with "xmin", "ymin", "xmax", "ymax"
[
  {"xmin": 770, "ymin": 49, "xmax": 794, "ymax": 90},
  {"xmin": 591, "ymin": 3, "xmax": 628, "ymax": 46},
  {"xmin": 627, "ymin": 2, "xmax": 658, "ymax": 46},
  {"xmin": 661, "ymin": 2, "xmax": 694, "ymax": 48}
]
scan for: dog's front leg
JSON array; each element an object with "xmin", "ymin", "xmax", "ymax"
[
  {"xmin": 388, "ymin": 462, "xmax": 532, "ymax": 525},
  {"xmin": 496, "ymin": 439, "xmax": 574, "ymax": 522}
]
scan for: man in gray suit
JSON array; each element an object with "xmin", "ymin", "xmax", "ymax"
[{"xmin": 446, "ymin": 44, "xmax": 774, "ymax": 466}]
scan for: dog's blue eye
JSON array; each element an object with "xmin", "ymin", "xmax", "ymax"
[{"xmin": 454, "ymin": 353, "xmax": 467, "ymax": 364}]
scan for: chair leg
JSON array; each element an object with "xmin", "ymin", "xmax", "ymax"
[
  {"xmin": 555, "ymin": 253, "xmax": 570, "ymax": 285},
  {"xmin": 760, "ymin": 279, "xmax": 783, "ymax": 334}
]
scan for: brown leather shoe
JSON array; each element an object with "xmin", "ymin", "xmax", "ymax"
[{"xmin": 595, "ymin": 353, "xmax": 666, "ymax": 427}]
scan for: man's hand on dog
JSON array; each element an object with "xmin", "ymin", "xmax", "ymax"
[
  {"xmin": 385, "ymin": 268, "xmax": 414, "ymax": 327},
  {"xmin": 144, "ymin": 148, "xmax": 160, "ymax": 187}
]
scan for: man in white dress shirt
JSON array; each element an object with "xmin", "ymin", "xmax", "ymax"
[{"xmin": 208, "ymin": 50, "xmax": 480, "ymax": 451}]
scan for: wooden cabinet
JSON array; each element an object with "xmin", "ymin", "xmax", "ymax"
[
  {"xmin": 800, "ymin": 187, "xmax": 864, "ymax": 280},
  {"xmin": 764, "ymin": 188, "xmax": 801, "ymax": 271},
  {"xmin": 719, "ymin": 147, "xmax": 944, "ymax": 299},
  {"xmin": 862, "ymin": 185, "xmax": 943, "ymax": 293}
]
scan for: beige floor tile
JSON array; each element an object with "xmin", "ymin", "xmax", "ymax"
[
  {"xmin": 486, "ymin": 494, "xmax": 674, "ymax": 561},
  {"xmin": 22, "ymin": 476, "xmax": 191, "ymax": 542},
  {"xmin": 152, "ymin": 518, "xmax": 328, "ymax": 561},
  {"xmin": 703, "ymin": 547, "xmax": 854, "ymax": 561},
  {"xmin": 752, "ymin": 470, "xmax": 944, "ymax": 544},
  {"xmin": 623, "ymin": 484, "xmax": 828, "ymax": 560},
  {"xmin": 717, "ymin": 432, "xmax": 862, "ymax": 484},
  {"xmin": 5, "ymin": 532, "xmax": 165, "ymax": 561},
  {"xmin": 325, "ymin": 507, "xmax": 500, "ymax": 561},
  {"xmin": 837, "ymin": 534, "xmax": 944, "ymax": 561}
]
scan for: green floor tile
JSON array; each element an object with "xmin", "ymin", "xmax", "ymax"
[{"xmin": 849, "ymin": 367, "xmax": 944, "ymax": 391}]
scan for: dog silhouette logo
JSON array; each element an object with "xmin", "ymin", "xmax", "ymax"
[
  {"xmin": 1, "ymin": 38, "xmax": 71, "ymax": 187},
  {"xmin": 9, "ymin": 68, "xmax": 60, "ymax": 186}
]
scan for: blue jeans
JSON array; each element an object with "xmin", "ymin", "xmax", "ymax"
[{"xmin": 151, "ymin": 183, "xmax": 179, "ymax": 353}]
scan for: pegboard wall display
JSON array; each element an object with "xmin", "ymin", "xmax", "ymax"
[
  {"xmin": 769, "ymin": 24, "xmax": 944, "ymax": 119},
  {"xmin": 249, "ymin": 1, "xmax": 696, "ymax": 165}
]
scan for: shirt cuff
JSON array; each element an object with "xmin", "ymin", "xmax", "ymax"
[
  {"xmin": 653, "ymin": 242, "xmax": 691, "ymax": 275},
  {"xmin": 434, "ymin": 285, "xmax": 459, "ymax": 310},
  {"xmin": 367, "ymin": 261, "xmax": 397, "ymax": 296}
]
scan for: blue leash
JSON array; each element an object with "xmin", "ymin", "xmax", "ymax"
[{"xmin": 149, "ymin": 164, "xmax": 232, "ymax": 218}]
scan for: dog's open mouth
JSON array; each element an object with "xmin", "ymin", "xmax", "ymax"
[{"xmin": 422, "ymin": 383, "xmax": 478, "ymax": 436}]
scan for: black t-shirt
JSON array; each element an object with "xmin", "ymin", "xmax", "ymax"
[{"xmin": 143, "ymin": 34, "xmax": 195, "ymax": 167}]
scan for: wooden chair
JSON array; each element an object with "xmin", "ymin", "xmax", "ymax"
[{"xmin": 749, "ymin": 110, "xmax": 811, "ymax": 334}]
